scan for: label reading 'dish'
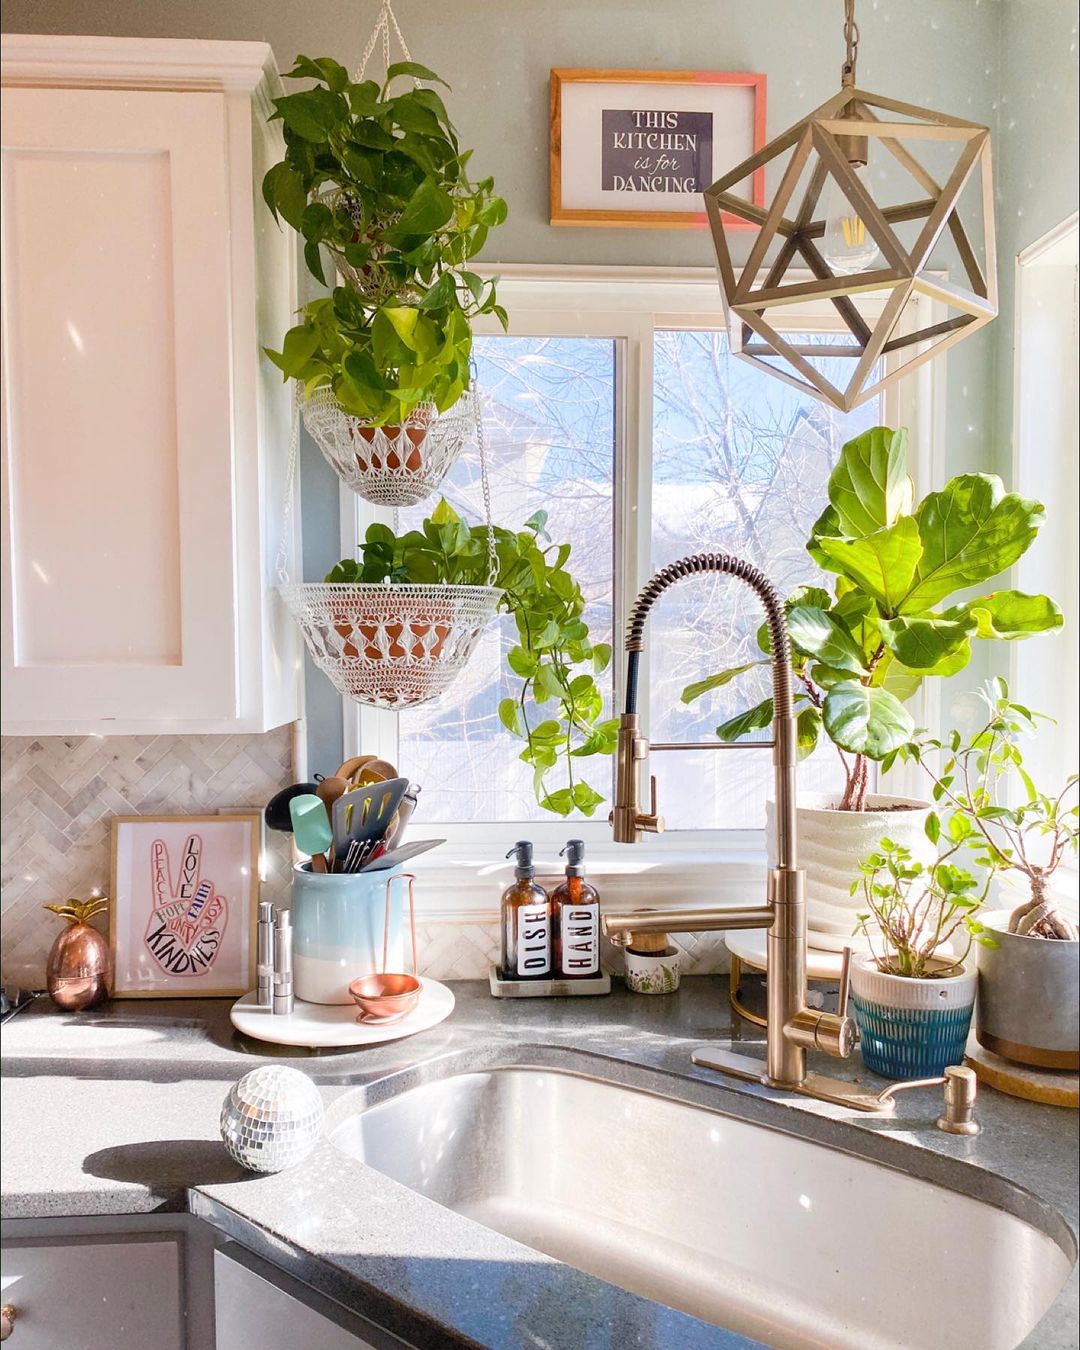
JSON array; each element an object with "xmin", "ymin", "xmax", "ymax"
[
  {"xmin": 517, "ymin": 902, "xmax": 551, "ymax": 977},
  {"xmin": 560, "ymin": 904, "xmax": 599, "ymax": 976}
]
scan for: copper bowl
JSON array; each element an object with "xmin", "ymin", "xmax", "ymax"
[{"xmin": 348, "ymin": 973, "xmax": 422, "ymax": 1024}]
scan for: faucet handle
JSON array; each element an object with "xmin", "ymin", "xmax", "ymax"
[
  {"xmin": 836, "ymin": 945, "xmax": 852, "ymax": 1019},
  {"xmin": 638, "ymin": 775, "xmax": 664, "ymax": 833}
]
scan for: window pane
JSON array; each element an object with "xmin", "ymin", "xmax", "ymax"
[
  {"xmin": 649, "ymin": 330, "xmax": 881, "ymax": 829},
  {"xmin": 397, "ymin": 335, "xmax": 616, "ymax": 822}
]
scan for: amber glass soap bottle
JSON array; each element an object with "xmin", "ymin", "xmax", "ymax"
[
  {"xmin": 500, "ymin": 841, "xmax": 552, "ymax": 979},
  {"xmin": 552, "ymin": 839, "xmax": 600, "ymax": 978}
]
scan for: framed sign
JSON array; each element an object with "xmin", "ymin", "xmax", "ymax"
[
  {"xmin": 110, "ymin": 813, "xmax": 260, "ymax": 997},
  {"xmin": 550, "ymin": 68, "xmax": 766, "ymax": 229}
]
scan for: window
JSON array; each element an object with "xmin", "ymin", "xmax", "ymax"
[{"xmin": 345, "ymin": 269, "xmax": 923, "ymax": 842}]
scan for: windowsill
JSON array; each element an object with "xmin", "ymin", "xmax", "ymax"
[{"xmin": 405, "ymin": 836, "xmax": 769, "ymax": 919}]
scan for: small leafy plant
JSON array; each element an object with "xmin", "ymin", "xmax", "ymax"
[
  {"xmin": 327, "ymin": 501, "xmax": 616, "ymax": 815},
  {"xmin": 910, "ymin": 680, "xmax": 1079, "ymax": 940},
  {"xmin": 683, "ymin": 427, "xmax": 1061, "ymax": 810},
  {"xmin": 263, "ymin": 55, "xmax": 508, "ymax": 422},
  {"xmin": 853, "ymin": 840, "xmax": 996, "ymax": 978}
]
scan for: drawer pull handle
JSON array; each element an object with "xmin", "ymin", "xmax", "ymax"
[{"xmin": 0, "ymin": 1303, "xmax": 15, "ymax": 1341}]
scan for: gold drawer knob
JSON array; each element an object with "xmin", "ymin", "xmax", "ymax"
[{"xmin": 0, "ymin": 1303, "xmax": 15, "ymax": 1341}]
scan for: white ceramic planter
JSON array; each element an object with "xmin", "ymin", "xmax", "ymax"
[
  {"xmin": 976, "ymin": 909, "xmax": 1080, "ymax": 1069},
  {"xmin": 767, "ymin": 792, "xmax": 933, "ymax": 951},
  {"xmin": 850, "ymin": 954, "xmax": 976, "ymax": 1079},
  {"xmin": 623, "ymin": 947, "xmax": 681, "ymax": 995}
]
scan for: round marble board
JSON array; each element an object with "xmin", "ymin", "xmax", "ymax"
[{"xmin": 229, "ymin": 978, "xmax": 454, "ymax": 1048}]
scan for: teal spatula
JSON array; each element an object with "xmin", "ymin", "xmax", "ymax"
[{"xmin": 289, "ymin": 794, "xmax": 331, "ymax": 873}]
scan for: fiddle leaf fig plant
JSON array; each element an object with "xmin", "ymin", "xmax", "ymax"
[
  {"xmin": 683, "ymin": 427, "xmax": 1062, "ymax": 810},
  {"xmin": 327, "ymin": 500, "xmax": 616, "ymax": 815},
  {"xmin": 263, "ymin": 55, "xmax": 508, "ymax": 422}
]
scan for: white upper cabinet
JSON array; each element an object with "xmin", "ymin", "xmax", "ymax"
[{"xmin": 1, "ymin": 36, "xmax": 301, "ymax": 734}]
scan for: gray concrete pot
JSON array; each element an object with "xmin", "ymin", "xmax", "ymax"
[{"xmin": 976, "ymin": 909, "xmax": 1079, "ymax": 1069}]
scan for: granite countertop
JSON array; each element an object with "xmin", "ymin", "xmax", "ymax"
[{"xmin": 1, "ymin": 978, "xmax": 1077, "ymax": 1349}]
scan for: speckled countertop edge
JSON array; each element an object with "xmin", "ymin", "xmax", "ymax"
[{"xmin": 1, "ymin": 979, "xmax": 1077, "ymax": 1349}]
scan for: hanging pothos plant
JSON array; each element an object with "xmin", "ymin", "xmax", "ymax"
[
  {"xmin": 326, "ymin": 501, "xmax": 617, "ymax": 815},
  {"xmin": 263, "ymin": 54, "xmax": 508, "ymax": 423}
]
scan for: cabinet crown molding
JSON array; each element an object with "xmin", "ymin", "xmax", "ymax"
[{"xmin": 0, "ymin": 34, "xmax": 280, "ymax": 94}]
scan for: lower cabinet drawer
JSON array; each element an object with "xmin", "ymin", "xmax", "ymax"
[{"xmin": 0, "ymin": 1235, "xmax": 183, "ymax": 1350}]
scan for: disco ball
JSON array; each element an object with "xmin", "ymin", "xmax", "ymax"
[{"xmin": 220, "ymin": 1065, "xmax": 325, "ymax": 1174}]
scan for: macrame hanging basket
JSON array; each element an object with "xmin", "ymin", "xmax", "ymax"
[
  {"xmin": 280, "ymin": 582, "xmax": 501, "ymax": 710},
  {"xmin": 301, "ymin": 387, "xmax": 479, "ymax": 509}
]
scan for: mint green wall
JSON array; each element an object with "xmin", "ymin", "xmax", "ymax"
[
  {"xmin": 4, "ymin": 1, "xmax": 1075, "ymax": 767},
  {"xmin": 994, "ymin": 0, "xmax": 1079, "ymax": 456}
]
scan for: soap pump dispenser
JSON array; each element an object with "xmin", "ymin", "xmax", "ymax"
[
  {"xmin": 500, "ymin": 841, "xmax": 552, "ymax": 979},
  {"xmin": 552, "ymin": 839, "xmax": 600, "ymax": 978}
]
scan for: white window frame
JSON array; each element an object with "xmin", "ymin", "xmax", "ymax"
[{"xmin": 337, "ymin": 265, "xmax": 943, "ymax": 908}]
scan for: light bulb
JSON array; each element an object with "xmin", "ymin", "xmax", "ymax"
[{"xmin": 821, "ymin": 165, "xmax": 882, "ymax": 275}]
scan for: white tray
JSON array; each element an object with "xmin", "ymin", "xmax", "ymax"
[{"xmin": 229, "ymin": 977, "xmax": 454, "ymax": 1048}]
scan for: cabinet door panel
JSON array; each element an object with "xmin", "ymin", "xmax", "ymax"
[
  {"xmin": 1, "ymin": 87, "xmax": 237, "ymax": 722},
  {"xmin": 0, "ymin": 1236, "xmax": 183, "ymax": 1350},
  {"xmin": 214, "ymin": 1249, "xmax": 383, "ymax": 1350}
]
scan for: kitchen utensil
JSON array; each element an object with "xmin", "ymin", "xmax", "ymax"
[
  {"xmin": 385, "ymin": 782, "xmax": 420, "ymax": 851},
  {"xmin": 273, "ymin": 909, "xmax": 294, "ymax": 1015},
  {"xmin": 265, "ymin": 782, "xmax": 319, "ymax": 833},
  {"xmin": 256, "ymin": 901, "xmax": 275, "ymax": 1008},
  {"xmin": 347, "ymin": 873, "xmax": 421, "ymax": 1023},
  {"xmin": 289, "ymin": 794, "xmax": 332, "ymax": 872},
  {"xmin": 348, "ymin": 972, "xmax": 421, "ymax": 1023},
  {"xmin": 352, "ymin": 757, "xmax": 398, "ymax": 786},
  {"xmin": 334, "ymin": 754, "xmax": 379, "ymax": 782},
  {"xmin": 331, "ymin": 777, "xmax": 409, "ymax": 866},
  {"xmin": 316, "ymin": 775, "xmax": 350, "ymax": 821},
  {"xmin": 359, "ymin": 838, "xmax": 445, "ymax": 872}
]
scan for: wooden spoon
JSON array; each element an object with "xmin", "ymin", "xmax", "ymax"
[
  {"xmin": 352, "ymin": 758, "xmax": 398, "ymax": 787},
  {"xmin": 316, "ymin": 776, "xmax": 350, "ymax": 821}
]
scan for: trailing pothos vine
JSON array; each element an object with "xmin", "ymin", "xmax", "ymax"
[{"xmin": 327, "ymin": 500, "xmax": 616, "ymax": 814}]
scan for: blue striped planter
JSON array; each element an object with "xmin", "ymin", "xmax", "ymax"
[{"xmin": 850, "ymin": 957, "xmax": 977, "ymax": 1080}]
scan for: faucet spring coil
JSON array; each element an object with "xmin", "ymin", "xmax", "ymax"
[{"xmin": 623, "ymin": 554, "xmax": 794, "ymax": 719}]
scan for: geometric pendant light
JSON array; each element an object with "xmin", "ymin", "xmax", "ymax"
[{"xmin": 704, "ymin": 0, "xmax": 996, "ymax": 411}]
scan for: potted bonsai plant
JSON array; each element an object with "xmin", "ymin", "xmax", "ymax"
[
  {"xmin": 316, "ymin": 500, "xmax": 616, "ymax": 815},
  {"xmin": 911, "ymin": 681, "xmax": 1078, "ymax": 1069},
  {"xmin": 849, "ymin": 839, "xmax": 996, "ymax": 1078},
  {"xmin": 682, "ymin": 425, "xmax": 1061, "ymax": 947},
  {"xmin": 262, "ymin": 54, "xmax": 508, "ymax": 504}
]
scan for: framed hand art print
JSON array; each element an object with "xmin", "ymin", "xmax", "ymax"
[
  {"xmin": 550, "ymin": 68, "xmax": 766, "ymax": 228},
  {"xmin": 110, "ymin": 814, "xmax": 260, "ymax": 997}
]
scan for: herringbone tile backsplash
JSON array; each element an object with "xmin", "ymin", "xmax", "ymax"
[
  {"xmin": 1, "ymin": 731, "xmax": 733, "ymax": 990},
  {"xmin": 1, "ymin": 730, "xmax": 296, "ymax": 988}
]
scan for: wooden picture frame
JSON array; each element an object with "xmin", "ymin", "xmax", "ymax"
[
  {"xmin": 550, "ymin": 67, "xmax": 766, "ymax": 229},
  {"xmin": 110, "ymin": 813, "xmax": 260, "ymax": 998}
]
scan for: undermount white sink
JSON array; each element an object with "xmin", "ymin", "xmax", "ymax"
[{"xmin": 330, "ymin": 1064, "xmax": 1073, "ymax": 1350}]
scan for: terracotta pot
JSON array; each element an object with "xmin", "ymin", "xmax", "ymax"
[
  {"xmin": 353, "ymin": 426, "xmax": 425, "ymax": 473},
  {"xmin": 46, "ymin": 921, "xmax": 112, "ymax": 1011}
]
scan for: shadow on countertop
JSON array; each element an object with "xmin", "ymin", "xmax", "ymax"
[{"xmin": 83, "ymin": 1139, "xmax": 255, "ymax": 1200}]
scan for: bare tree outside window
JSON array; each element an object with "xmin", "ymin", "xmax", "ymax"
[
  {"xmin": 391, "ymin": 329, "xmax": 879, "ymax": 827},
  {"xmin": 397, "ymin": 336, "xmax": 616, "ymax": 822},
  {"xmin": 650, "ymin": 330, "xmax": 881, "ymax": 828}
]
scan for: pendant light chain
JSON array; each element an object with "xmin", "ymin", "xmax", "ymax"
[{"xmin": 842, "ymin": 0, "xmax": 860, "ymax": 86}]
